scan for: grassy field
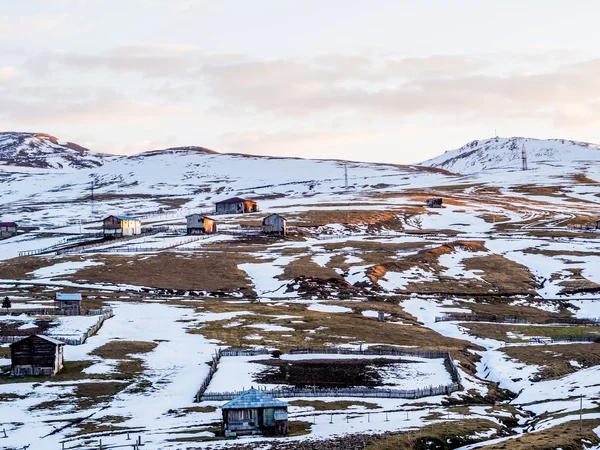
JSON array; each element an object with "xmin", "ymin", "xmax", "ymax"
[
  {"xmin": 460, "ymin": 323, "xmax": 600, "ymax": 343},
  {"xmin": 366, "ymin": 418, "xmax": 502, "ymax": 450},
  {"xmin": 480, "ymin": 419, "xmax": 600, "ymax": 449},
  {"xmin": 501, "ymin": 343, "xmax": 600, "ymax": 380},
  {"xmin": 186, "ymin": 299, "xmax": 477, "ymax": 351}
]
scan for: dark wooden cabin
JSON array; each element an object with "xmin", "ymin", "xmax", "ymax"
[
  {"xmin": 10, "ymin": 335, "xmax": 65, "ymax": 376},
  {"xmin": 221, "ymin": 388, "xmax": 288, "ymax": 437},
  {"xmin": 56, "ymin": 293, "xmax": 82, "ymax": 313},
  {"xmin": 426, "ymin": 198, "xmax": 443, "ymax": 208},
  {"xmin": 0, "ymin": 222, "xmax": 18, "ymax": 238},
  {"xmin": 215, "ymin": 197, "xmax": 258, "ymax": 215}
]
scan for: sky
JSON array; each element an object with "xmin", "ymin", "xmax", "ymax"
[{"xmin": 1, "ymin": 0, "xmax": 600, "ymax": 164}]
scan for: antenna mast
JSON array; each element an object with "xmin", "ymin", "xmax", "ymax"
[
  {"xmin": 90, "ymin": 179, "xmax": 95, "ymax": 217},
  {"xmin": 521, "ymin": 143, "xmax": 528, "ymax": 171}
]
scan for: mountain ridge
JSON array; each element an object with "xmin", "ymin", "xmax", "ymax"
[{"xmin": 421, "ymin": 136, "xmax": 600, "ymax": 174}]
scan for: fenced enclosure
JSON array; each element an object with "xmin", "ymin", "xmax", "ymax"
[
  {"xmin": 0, "ymin": 309, "xmax": 114, "ymax": 345},
  {"xmin": 195, "ymin": 346, "xmax": 463, "ymax": 403}
]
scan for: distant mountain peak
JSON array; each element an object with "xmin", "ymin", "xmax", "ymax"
[
  {"xmin": 0, "ymin": 132, "xmax": 113, "ymax": 169},
  {"xmin": 421, "ymin": 136, "xmax": 600, "ymax": 174}
]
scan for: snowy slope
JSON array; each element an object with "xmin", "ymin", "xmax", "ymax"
[
  {"xmin": 421, "ymin": 137, "xmax": 600, "ymax": 174},
  {"xmin": 0, "ymin": 132, "xmax": 112, "ymax": 169},
  {"xmin": 0, "ymin": 146, "xmax": 450, "ymax": 225}
]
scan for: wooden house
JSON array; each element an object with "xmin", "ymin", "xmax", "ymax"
[
  {"xmin": 215, "ymin": 197, "xmax": 258, "ymax": 215},
  {"xmin": 56, "ymin": 293, "xmax": 82, "ymax": 313},
  {"xmin": 103, "ymin": 215, "xmax": 141, "ymax": 238},
  {"xmin": 426, "ymin": 198, "xmax": 443, "ymax": 208},
  {"xmin": 221, "ymin": 388, "xmax": 288, "ymax": 437},
  {"xmin": 0, "ymin": 222, "xmax": 18, "ymax": 238},
  {"xmin": 10, "ymin": 335, "xmax": 65, "ymax": 376},
  {"xmin": 186, "ymin": 214, "xmax": 218, "ymax": 234},
  {"xmin": 262, "ymin": 213, "xmax": 287, "ymax": 235}
]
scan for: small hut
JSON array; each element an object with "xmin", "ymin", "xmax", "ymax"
[
  {"xmin": 262, "ymin": 213, "xmax": 287, "ymax": 235},
  {"xmin": 426, "ymin": 198, "xmax": 443, "ymax": 208},
  {"xmin": 0, "ymin": 222, "xmax": 18, "ymax": 238},
  {"xmin": 215, "ymin": 197, "xmax": 258, "ymax": 215},
  {"xmin": 103, "ymin": 215, "xmax": 141, "ymax": 238},
  {"xmin": 186, "ymin": 214, "xmax": 218, "ymax": 234},
  {"xmin": 56, "ymin": 293, "xmax": 82, "ymax": 313},
  {"xmin": 10, "ymin": 335, "xmax": 65, "ymax": 376},
  {"xmin": 221, "ymin": 388, "xmax": 288, "ymax": 437}
]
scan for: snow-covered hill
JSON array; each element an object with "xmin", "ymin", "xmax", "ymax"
[
  {"xmin": 0, "ymin": 132, "xmax": 112, "ymax": 169},
  {"xmin": 0, "ymin": 145, "xmax": 450, "ymax": 225},
  {"xmin": 421, "ymin": 137, "xmax": 600, "ymax": 174}
]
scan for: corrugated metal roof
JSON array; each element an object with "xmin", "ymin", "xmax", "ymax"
[
  {"xmin": 220, "ymin": 388, "xmax": 288, "ymax": 410},
  {"xmin": 56, "ymin": 293, "xmax": 82, "ymax": 301},
  {"xmin": 215, "ymin": 197, "xmax": 255, "ymax": 204},
  {"xmin": 186, "ymin": 214, "xmax": 216, "ymax": 221},
  {"xmin": 10, "ymin": 334, "xmax": 65, "ymax": 347},
  {"xmin": 0, "ymin": 222, "xmax": 17, "ymax": 227},
  {"xmin": 114, "ymin": 215, "xmax": 140, "ymax": 221},
  {"xmin": 263, "ymin": 213, "xmax": 286, "ymax": 221}
]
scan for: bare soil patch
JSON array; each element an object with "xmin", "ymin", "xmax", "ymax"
[{"xmin": 253, "ymin": 358, "xmax": 405, "ymax": 388}]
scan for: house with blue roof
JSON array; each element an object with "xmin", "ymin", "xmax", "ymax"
[
  {"xmin": 221, "ymin": 387, "xmax": 288, "ymax": 437},
  {"xmin": 103, "ymin": 215, "xmax": 141, "ymax": 238},
  {"xmin": 56, "ymin": 292, "xmax": 82, "ymax": 313}
]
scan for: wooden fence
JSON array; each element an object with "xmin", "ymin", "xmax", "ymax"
[
  {"xmin": 0, "ymin": 309, "xmax": 114, "ymax": 345},
  {"xmin": 549, "ymin": 335, "xmax": 600, "ymax": 343},
  {"xmin": 0, "ymin": 307, "xmax": 113, "ymax": 317},
  {"xmin": 194, "ymin": 349, "xmax": 222, "ymax": 402},
  {"xmin": 545, "ymin": 317, "xmax": 600, "ymax": 325},
  {"xmin": 57, "ymin": 227, "xmax": 168, "ymax": 255},
  {"xmin": 200, "ymin": 383, "xmax": 461, "ymax": 402},
  {"xmin": 195, "ymin": 346, "xmax": 462, "ymax": 402},
  {"xmin": 435, "ymin": 313, "xmax": 529, "ymax": 324},
  {"xmin": 220, "ymin": 347, "xmax": 270, "ymax": 357}
]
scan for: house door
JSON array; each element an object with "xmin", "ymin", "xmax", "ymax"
[{"xmin": 257, "ymin": 409, "xmax": 264, "ymax": 428}]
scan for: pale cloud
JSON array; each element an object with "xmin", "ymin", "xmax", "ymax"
[
  {"xmin": 0, "ymin": 86, "xmax": 188, "ymax": 125},
  {"xmin": 0, "ymin": 14, "xmax": 67, "ymax": 39},
  {"xmin": 31, "ymin": 45, "xmax": 600, "ymax": 126},
  {"xmin": 0, "ymin": 66, "xmax": 21, "ymax": 82}
]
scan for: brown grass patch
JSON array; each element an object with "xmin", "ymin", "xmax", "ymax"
[
  {"xmin": 278, "ymin": 255, "xmax": 341, "ymax": 281},
  {"xmin": 288, "ymin": 400, "xmax": 379, "ymax": 410},
  {"xmin": 72, "ymin": 252, "xmax": 258, "ymax": 292},
  {"xmin": 480, "ymin": 418, "xmax": 600, "ymax": 450},
  {"xmin": 289, "ymin": 209, "xmax": 404, "ymax": 230},
  {"xmin": 90, "ymin": 340, "xmax": 158, "ymax": 359},
  {"xmin": 366, "ymin": 418, "xmax": 501, "ymax": 450},
  {"xmin": 460, "ymin": 323, "xmax": 600, "ymax": 343},
  {"xmin": 502, "ymin": 343, "xmax": 600, "ymax": 380},
  {"xmin": 365, "ymin": 241, "xmax": 536, "ymax": 295},
  {"xmin": 74, "ymin": 381, "xmax": 128, "ymax": 408},
  {"xmin": 187, "ymin": 299, "xmax": 477, "ymax": 352}
]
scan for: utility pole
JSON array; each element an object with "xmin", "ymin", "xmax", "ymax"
[
  {"xmin": 344, "ymin": 164, "xmax": 349, "ymax": 190},
  {"xmin": 580, "ymin": 394, "xmax": 583, "ymax": 432},
  {"xmin": 90, "ymin": 179, "xmax": 95, "ymax": 217}
]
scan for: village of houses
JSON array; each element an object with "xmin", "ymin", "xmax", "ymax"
[{"xmin": 2, "ymin": 161, "xmax": 600, "ymax": 450}]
